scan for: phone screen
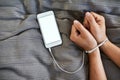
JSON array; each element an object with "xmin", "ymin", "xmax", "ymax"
[{"xmin": 37, "ymin": 11, "xmax": 62, "ymax": 48}]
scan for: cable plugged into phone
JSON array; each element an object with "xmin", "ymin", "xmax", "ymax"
[
  {"xmin": 48, "ymin": 48, "xmax": 85, "ymax": 74},
  {"xmin": 37, "ymin": 11, "xmax": 84, "ymax": 74}
]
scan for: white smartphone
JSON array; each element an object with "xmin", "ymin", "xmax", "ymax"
[{"xmin": 37, "ymin": 11, "xmax": 62, "ymax": 48}]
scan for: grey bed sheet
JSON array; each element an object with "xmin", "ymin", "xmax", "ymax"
[{"xmin": 0, "ymin": 0, "xmax": 120, "ymax": 80}]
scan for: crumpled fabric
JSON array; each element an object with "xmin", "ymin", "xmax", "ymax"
[{"xmin": 0, "ymin": 0, "xmax": 120, "ymax": 80}]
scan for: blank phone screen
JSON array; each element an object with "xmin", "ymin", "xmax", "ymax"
[{"xmin": 38, "ymin": 14, "xmax": 61, "ymax": 45}]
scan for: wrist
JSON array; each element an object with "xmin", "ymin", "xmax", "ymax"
[
  {"xmin": 85, "ymin": 38, "xmax": 108, "ymax": 54},
  {"xmin": 97, "ymin": 36, "xmax": 107, "ymax": 44},
  {"xmin": 88, "ymin": 48, "xmax": 100, "ymax": 58},
  {"xmin": 100, "ymin": 39, "xmax": 110, "ymax": 49},
  {"xmin": 85, "ymin": 41, "xmax": 97, "ymax": 51}
]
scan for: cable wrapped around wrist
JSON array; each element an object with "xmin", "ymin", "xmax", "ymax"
[{"xmin": 85, "ymin": 38, "xmax": 108, "ymax": 53}]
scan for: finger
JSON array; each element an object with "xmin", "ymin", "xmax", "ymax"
[
  {"xmin": 70, "ymin": 25, "xmax": 78, "ymax": 39},
  {"xmin": 90, "ymin": 12, "xmax": 105, "ymax": 24},
  {"xmin": 83, "ymin": 16, "xmax": 88, "ymax": 27},
  {"xmin": 90, "ymin": 12, "xmax": 104, "ymax": 20},
  {"xmin": 73, "ymin": 20, "xmax": 86, "ymax": 33},
  {"xmin": 70, "ymin": 24, "xmax": 80, "ymax": 42},
  {"xmin": 83, "ymin": 16, "xmax": 90, "ymax": 29},
  {"xmin": 85, "ymin": 12, "xmax": 98, "ymax": 26},
  {"xmin": 71, "ymin": 25, "xmax": 77, "ymax": 35}
]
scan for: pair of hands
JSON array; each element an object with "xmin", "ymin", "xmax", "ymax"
[{"xmin": 70, "ymin": 12, "xmax": 107, "ymax": 51}]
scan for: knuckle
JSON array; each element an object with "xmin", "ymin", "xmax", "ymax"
[
  {"xmin": 70, "ymin": 35, "xmax": 73, "ymax": 40},
  {"xmin": 83, "ymin": 21, "xmax": 87, "ymax": 25},
  {"xmin": 70, "ymin": 35, "xmax": 76, "ymax": 42},
  {"xmin": 100, "ymin": 15, "xmax": 105, "ymax": 20}
]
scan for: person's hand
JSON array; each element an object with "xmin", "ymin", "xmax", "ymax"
[
  {"xmin": 84, "ymin": 12, "xmax": 107, "ymax": 43},
  {"xmin": 70, "ymin": 20, "xmax": 97, "ymax": 51}
]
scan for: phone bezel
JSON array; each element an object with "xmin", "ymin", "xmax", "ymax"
[{"xmin": 37, "ymin": 11, "xmax": 62, "ymax": 48}]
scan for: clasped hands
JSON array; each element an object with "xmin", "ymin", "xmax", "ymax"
[{"xmin": 70, "ymin": 12, "xmax": 107, "ymax": 51}]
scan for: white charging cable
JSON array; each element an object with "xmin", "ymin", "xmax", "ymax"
[
  {"xmin": 85, "ymin": 38, "xmax": 108, "ymax": 53},
  {"xmin": 48, "ymin": 38, "xmax": 108, "ymax": 74},
  {"xmin": 48, "ymin": 48, "xmax": 85, "ymax": 74}
]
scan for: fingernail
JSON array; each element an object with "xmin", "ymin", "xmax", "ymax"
[
  {"xmin": 74, "ymin": 20, "xmax": 79, "ymax": 24},
  {"xmin": 86, "ymin": 12, "xmax": 91, "ymax": 16}
]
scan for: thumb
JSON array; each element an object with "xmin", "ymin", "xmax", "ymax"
[
  {"xmin": 73, "ymin": 20, "xmax": 86, "ymax": 33},
  {"xmin": 86, "ymin": 12, "xmax": 98, "ymax": 26}
]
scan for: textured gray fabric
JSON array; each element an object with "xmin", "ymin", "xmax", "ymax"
[{"xmin": 0, "ymin": 0, "xmax": 120, "ymax": 80}]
